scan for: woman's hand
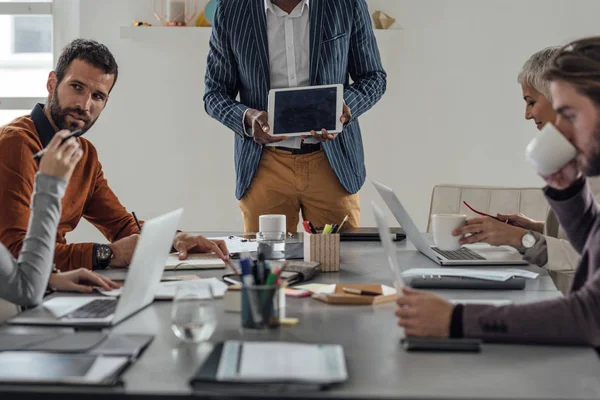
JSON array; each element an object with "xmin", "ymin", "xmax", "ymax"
[
  {"xmin": 38, "ymin": 130, "xmax": 83, "ymax": 181},
  {"xmin": 48, "ymin": 269, "xmax": 120, "ymax": 293},
  {"xmin": 496, "ymin": 213, "xmax": 544, "ymax": 233}
]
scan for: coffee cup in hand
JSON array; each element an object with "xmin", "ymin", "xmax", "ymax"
[
  {"xmin": 525, "ymin": 122, "xmax": 577, "ymax": 176},
  {"xmin": 432, "ymin": 214, "xmax": 467, "ymax": 251}
]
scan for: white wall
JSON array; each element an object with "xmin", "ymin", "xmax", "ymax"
[{"xmin": 65, "ymin": 0, "xmax": 600, "ymax": 243}]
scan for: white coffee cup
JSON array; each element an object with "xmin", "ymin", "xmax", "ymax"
[
  {"xmin": 259, "ymin": 214, "xmax": 286, "ymax": 234},
  {"xmin": 525, "ymin": 122, "xmax": 577, "ymax": 176},
  {"xmin": 431, "ymin": 214, "xmax": 467, "ymax": 251}
]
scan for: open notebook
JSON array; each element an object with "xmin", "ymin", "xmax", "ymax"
[{"xmin": 165, "ymin": 253, "xmax": 225, "ymax": 270}]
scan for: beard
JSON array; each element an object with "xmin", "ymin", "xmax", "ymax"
[
  {"xmin": 580, "ymin": 120, "xmax": 600, "ymax": 177},
  {"xmin": 49, "ymin": 87, "xmax": 96, "ymax": 133}
]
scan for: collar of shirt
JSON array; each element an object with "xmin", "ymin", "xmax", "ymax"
[
  {"xmin": 31, "ymin": 103, "xmax": 56, "ymax": 147},
  {"xmin": 264, "ymin": 0, "xmax": 309, "ymax": 17}
]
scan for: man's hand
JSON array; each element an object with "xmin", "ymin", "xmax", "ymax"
[
  {"xmin": 541, "ymin": 160, "xmax": 581, "ymax": 190},
  {"xmin": 308, "ymin": 103, "xmax": 351, "ymax": 143},
  {"xmin": 108, "ymin": 234, "xmax": 140, "ymax": 268},
  {"xmin": 48, "ymin": 269, "xmax": 120, "ymax": 293},
  {"xmin": 496, "ymin": 213, "xmax": 544, "ymax": 233},
  {"xmin": 244, "ymin": 109, "xmax": 288, "ymax": 145},
  {"xmin": 172, "ymin": 232, "xmax": 229, "ymax": 261},
  {"xmin": 452, "ymin": 217, "xmax": 526, "ymax": 248},
  {"xmin": 395, "ymin": 287, "xmax": 454, "ymax": 337}
]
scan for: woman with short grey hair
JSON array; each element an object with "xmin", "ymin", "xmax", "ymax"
[{"xmin": 452, "ymin": 46, "xmax": 600, "ymax": 293}]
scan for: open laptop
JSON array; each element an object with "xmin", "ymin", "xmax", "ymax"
[
  {"xmin": 372, "ymin": 181, "xmax": 527, "ymax": 266},
  {"xmin": 9, "ymin": 208, "xmax": 183, "ymax": 327}
]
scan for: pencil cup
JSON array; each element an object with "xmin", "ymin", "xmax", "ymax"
[
  {"xmin": 241, "ymin": 285, "xmax": 280, "ymax": 331},
  {"xmin": 304, "ymin": 232, "xmax": 341, "ymax": 272}
]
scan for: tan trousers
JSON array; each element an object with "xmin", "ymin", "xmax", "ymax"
[{"xmin": 239, "ymin": 148, "xmax": 360, "ymax": 233}]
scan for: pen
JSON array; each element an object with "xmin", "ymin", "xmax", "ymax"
[
  {"xmin": 462, "ymin": 201, "xmax": 508, "ymax": 223},
  {"xmin": 331, "ymin": 223, "xmax": 339, "ymax": 234},
  {"xmin": 32, "ymin": 129, "xmax": 84, "ymax": 159},
  {"xmin": 322, "ymin": 224, "xmax": 333, "ymax": 235},
  {"xmin": 132, "ymin": 211, "xmax": 142, "ymax": 232},
  {"xmin": 302, "ymin": 221, "xmax": 313, "ymax": 234},
  {"xmin": 336, "ymin": 215, "xmax": 349, "ymax": 233},
  {"xmin": 307, "ymin": 221, "xmax": 317, "ymax": 234},
  {"xmin": 342, "ymin": 287, "xmax": 380, "ymax": 296}
]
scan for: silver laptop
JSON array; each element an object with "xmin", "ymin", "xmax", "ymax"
[
  {"xmin": 9, "ymin": 208, "xmax": 183, "ymax": 327},
  {"xmin": 372, "ymin": 181, "xmax": 527, "ymax": 266},
  {"xmin": 372, "ymin": 201, "xmax": 405, "ymax": 288}
]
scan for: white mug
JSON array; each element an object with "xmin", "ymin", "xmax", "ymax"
[
  {"xmin": 259, "ymin": 214, "xmax": 286, "ymax": 234},
  {"xmin": 525, "ymin": 122, "xmax": 577, "ymax": 176},
  {"xmin": 431, "ymin": 214, "xmax": 467, "ymax": 251}
]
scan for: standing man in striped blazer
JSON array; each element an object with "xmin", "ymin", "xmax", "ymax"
[{"xmin": 204, "ymin": 0, "xmax": 387, "ymax": 233}]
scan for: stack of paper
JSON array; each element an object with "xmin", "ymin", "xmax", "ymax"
[{"xmin": 402, "ymin": 268, "xmax": 538, "ymax": 282}]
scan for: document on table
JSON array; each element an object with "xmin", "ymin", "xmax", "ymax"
[
  {"xmin": 216, "ymin": 341, "xmax": 348, "ymax": 384},
  {"xmin": 165, "ymin": 253, "xmax": 225, "ymax": 270},
  {"xmin": 98, "ymin": 278, "xmax": 228, "ymax": 300},
  {"xmin": 402, "ymin": 268, "xmax": 538, "ymax": 282},
  {"xmin": 450, "ymin": 299, "xmax": 513, "ymax": 306}
]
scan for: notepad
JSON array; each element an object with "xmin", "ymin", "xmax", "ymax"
[
  {"xmin": 215, "ymin": 341, "xmax": 347, "ymax": 384},
  {"xmin": 164, "ymin": 253, "xmax": 225, "ymax": 270}
]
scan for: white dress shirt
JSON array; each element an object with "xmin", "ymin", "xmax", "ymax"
[{"xmin": 245, "ymin": 0, "xmax": 316, "ymax": 148}]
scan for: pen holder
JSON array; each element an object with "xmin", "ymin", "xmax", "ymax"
[
  {"xmin": 303, "ymin": 232, "xmax": 341, "ymax": 272},
  {"xmin": 241, "ymin": 285, "xmax": 281, "ymax": 331}
]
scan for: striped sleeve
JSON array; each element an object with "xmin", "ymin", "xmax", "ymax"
[
  {"xmin": 203, "ymin": 0, "xmax": 249, "ymax": 138},
  {"xmin": 343, "ymin": 0, "xmax": 387, "ymax": 122}
]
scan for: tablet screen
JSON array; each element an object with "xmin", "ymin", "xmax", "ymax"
[{"xmin": 273, "ymin": 87, "xmax": 338, "ymax": 135}]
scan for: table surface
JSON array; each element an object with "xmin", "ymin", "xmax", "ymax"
[{"xmin": 1, "ymin": 234, "xmax": 599, "ymax": 400}]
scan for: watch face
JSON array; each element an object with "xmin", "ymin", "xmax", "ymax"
[
  {"xmin": 522, "ymin": 233, "xmax": 536, "ymax": 249},
  {"xmin": 97, "ymin": 245, "xmax": 112, "ymax": 261}
]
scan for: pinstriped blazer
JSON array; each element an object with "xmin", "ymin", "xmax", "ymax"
[{"xmin": 204, "ymin": 0, "xmax": 387, "ymax": 200}]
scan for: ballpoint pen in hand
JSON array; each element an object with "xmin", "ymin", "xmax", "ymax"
[
  {"xmin": 32, "ymin": 129, "xmax": 84, "ymax": 159},
  {"xmin": 132, "ymin": 211, "xmax": 142, "ymax": 232}
]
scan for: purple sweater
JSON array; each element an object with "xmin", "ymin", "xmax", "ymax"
[{"xmin": 453, "ymin": 178, "xmax": 600, "ymax": 346}]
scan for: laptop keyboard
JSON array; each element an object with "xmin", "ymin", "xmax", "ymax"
[
  {"xmin": 65, "ymin": 299, "xmax": 117, "ymax": 319},
  {"xmin": 432, "ymin": 247, "xmax": 486, "ymax": 261}
]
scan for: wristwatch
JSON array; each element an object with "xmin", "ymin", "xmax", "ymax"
[
  {"xmin": 93, "ymin": 244, "xmax": 113, "ymax": 270},
  {"xmin": 520, "ymin": 231, "xmax": 537, "ymax": 253}
]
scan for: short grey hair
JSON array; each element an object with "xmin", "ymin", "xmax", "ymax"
[{"xmin": 518, "ymin": 46, "xmax": 561, "ymax": 100}]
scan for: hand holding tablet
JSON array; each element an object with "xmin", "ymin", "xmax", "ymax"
[{"xmin": 267, "ymin": 84, "xmax": 346, "ymax": 140}]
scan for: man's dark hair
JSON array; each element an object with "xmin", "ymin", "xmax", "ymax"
[{"xmin": 55, "ymin": 38, "xmax": 119, "ymax": 92}]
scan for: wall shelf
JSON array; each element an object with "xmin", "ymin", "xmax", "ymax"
[{"xmin": 120, "ymin": 26, "xmax": 401, "ymax": 41}]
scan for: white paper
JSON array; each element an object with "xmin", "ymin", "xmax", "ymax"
[
  {"xmin": 165, "ymin": 253, "xmax": 225, "ymax": 270},
  {"xmin": 402, "ymin": 268, "xmax": 514, "ymax": 282},
  {"xmin": 381, "ymin": 285, "xmax": 397, "ymax": 295},
  {"xmin": 293, "ymin": 283, "xmax": 336, "ymax": 294},
  {"xmin": 209, "ymin": 236, "xmax": 258, "ymax": 254},
  {"xmin": 218, "ymin": 341, "xmax": 347, "ymax": 384},
  {"xmin": 503, "ymin": 269, "xmax": 539, "ymax": 279},
  {"xmin": 450, "ymin": 299, "xmax": 513, "ymax": 306},
  {"xmin": 98, "ymin": 277, "xmax": 227, "ymax": 300}
]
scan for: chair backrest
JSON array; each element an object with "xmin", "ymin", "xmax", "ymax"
[
  {"xmin": 427, "ymin": 184, "xmax": 550, "ymax": 232},
  {"xmin": 0, "ymin": 298, "xmax": 19, "ymax": 323}
]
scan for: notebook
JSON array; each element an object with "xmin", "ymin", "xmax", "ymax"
[
  {"xmin": 165, "ymin": 253, "xmax": 225, "ymax": 270},
  {"xmin": 191, "ymin": 341, "xmax": 347, "ymax": 392}
]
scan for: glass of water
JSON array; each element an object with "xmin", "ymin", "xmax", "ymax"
[{"xmin": 171, "ymin": 282, "xmax": 217, "ymax": 343}]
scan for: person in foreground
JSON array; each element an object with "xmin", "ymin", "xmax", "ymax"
[
  {"xmin": 0, "ymin": 39, "xmax": 228, "ymax": 273},
  {"xmin": 396, "ymin": 36, "xmax": 600, "ymax": 346},
  {"xmin": 0, "ymin": 131, "xmax": 119, "ymax": 308},
  {"xmin": 451, "ymin": 46, "xmax": 600, "ymax": 293}
]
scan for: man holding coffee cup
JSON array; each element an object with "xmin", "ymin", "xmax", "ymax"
[
  {"xmin": 395, "ymin": 37, "xmax": 600, "ymax": 346},
  {"xmin": 450, "ymin": 47, "xmax": 600, "ymax": 293}
]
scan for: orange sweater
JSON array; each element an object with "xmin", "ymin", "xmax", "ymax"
[{"xmin": 0, "ymin": 107, "xmax": 140, "ymax": 271}]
